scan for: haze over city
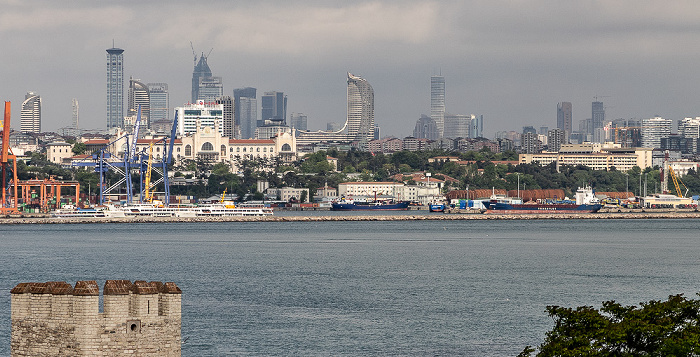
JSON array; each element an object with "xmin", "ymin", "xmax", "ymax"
[{"xmin": 2, "ymin": 0, "xmax": 700, "ymax": 137}]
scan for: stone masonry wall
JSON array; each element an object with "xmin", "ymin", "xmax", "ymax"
[{"xmin": 11, "ymin": 280, "xmax": 181, "ymax": 357}]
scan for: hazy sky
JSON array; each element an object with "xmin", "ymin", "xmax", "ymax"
[{"xmin": 2, "ymin": 0, "xmax": 700, "ymax": 138}]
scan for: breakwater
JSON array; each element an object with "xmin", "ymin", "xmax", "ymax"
[{"xmin": 1, "ymin": 211, "xmax": 700, "ymax": 224}]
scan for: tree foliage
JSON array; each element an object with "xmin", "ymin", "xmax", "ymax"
[{"xmin": 521, "ymin": 294, "xmax": 700, "ymax": 356}]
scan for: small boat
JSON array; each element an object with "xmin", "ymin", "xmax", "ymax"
[
  {"xmin": 429, "ymin": 203, "xmax": 446, "ymax": 212},
  {"xmin": 331, "ymin": 201, "xmax": 410, "ymax": 211}
]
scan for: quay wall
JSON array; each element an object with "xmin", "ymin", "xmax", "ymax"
[{"xmin": 1, "ymin": 210, "xmax": 700, "ymax": 224}]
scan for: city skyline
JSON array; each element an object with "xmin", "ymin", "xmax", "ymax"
[{"xmin": 4, "ymin": 1, "xmax": 700, "ymax": 138}]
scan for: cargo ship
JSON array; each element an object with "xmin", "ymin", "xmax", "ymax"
[
  {"xmin": 331, "ymin": 201, "xmax": 410, "ymax": 211},
  {"xmin": 482, "ymin": 186, "xmax": 602, "ymax": 214}
]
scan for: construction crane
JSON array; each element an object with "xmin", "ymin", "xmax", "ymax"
[
  {"xmin": 0, "ymin": 102, "xmax": 18, "ymax": 213},
  {"xmin": 142, "ymin": 143, "xmax": 154, "ymax": 203},
  {"xmin": 668, "ymin": 167, "xmax": 689, "ymax": 198}
]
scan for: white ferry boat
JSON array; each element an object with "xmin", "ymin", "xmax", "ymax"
[
  {"xmin": 51, "ymin": 204, "xmax": 127, "ymax": 218},
  {"xmin": 119, "ymin": 200, "xmax": 273, "ymax": 217}
]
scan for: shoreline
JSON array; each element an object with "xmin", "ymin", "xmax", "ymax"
[{"xmin": 1, "ymin": 210, "xmax": 699, "ymax": 224}]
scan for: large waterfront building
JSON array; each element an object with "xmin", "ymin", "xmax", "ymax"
[
  {"xmin": 191, "ymin": 53, "xmax": 212, "ymax": 103},
  {"xmin": 413, "ymin": 115, "xmax": 439, "ymax": 140},
  {"xmin": 234, "ymin": 87, "xmax": 257, "ymax": 139},
  {"xmin": 20, "ymin": 92, "xmax": 41, "ymax": 134},
  {"xmin": 641, "ymin": 116, "xmax": 672, "ymax": 149},
  {"xmin": 430, "ymin": 75, "xmax": 445, "ymax": 137},
  {"xmin": 174, "ymin": 101, "xmax": 224, "ymax": 136},
  {"xmin": 519, "ymin": 144, "xmax": 653, "ymax": 171},
  {"xmin": 591, "ymin": 101, "xmax": 605, "ymax": 142},
  {"xmin": 147, "ymin": 83, "xmax": 169, "ymax": 122},
  {"xmin": 128, "ymin": 78, "xmax": 150, "ymax": 128},
  {"xmin": 557, "ymin": 102, "xmax": 572, "ymax": 142},
  {"xmin": 106, "ymin": 47, "xmax": 124, "ymax": 130}
]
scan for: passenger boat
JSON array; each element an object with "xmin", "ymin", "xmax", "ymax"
[
  {"xmin": 331, "ymin": 200, "xmax": 410, "ymax": 211},
  {"xmin": 119, "ymin": 200, "xmax": 273, "ymax": 217},
  {"xmin": 51, "ymin": 204, "xmax": 126, "ymax": 218}
]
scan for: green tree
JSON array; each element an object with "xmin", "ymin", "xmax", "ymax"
[
  {"xmin": 72, "ymin": 142, "xmax": 87, "ymax": 155},
  {"xmin": 521, "ymin": 294, "xmax": 700, "ymax": 356}
]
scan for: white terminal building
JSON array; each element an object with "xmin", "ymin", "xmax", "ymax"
[{"xmin": 174, "ymin": 101, "xmax": 223, "ymax": 136}]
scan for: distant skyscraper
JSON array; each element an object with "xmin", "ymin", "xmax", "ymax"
[
  {"xmin": 592, "ymin": 101, "xmax": 605, "ymax": 142},
  {"xmin": 431, "ymin": 75, "xmax": 445, "ymax": 137},
  {"xmin": 20, "ymin": 92, "xmax": 41, "ymax": 133},
  {"xmin": 547, "ymin": 128, "xmax": 565, "ymax": 152},
  {"xmin": 191, "ymin": 53, "xmax": 212, "ymax": 103},
  {"xmin": 522, "ymin": 126, "xmax": 537, "ymax": 135},
  {"xmin": 471, "ymin": 115, "xmax": 483, "ymax": 138},
  {"xmin": 413, "ymin": 115, "xmax": 439, "ymax": 140},
  {"xmin": 147, "ymin": 83, "xmax": 169, "ymax": 122},
  {"xmin": 234, "ymin": 87, "xmax": 257, "ymax": 139},
  {"xmin": 261, "ymin": 91, "xmax": 287, "ymax": 125},
  {"xmin": 641, "ymin": 116, "xmax": 672, "ymax": 149},
  {"xmin": 443, "ymin": 114, "xmax": 471, "ymax": 139},
  {"xmin": 557, "ymin": 102, "xmax": 572, "ymax": 142},
  {"xmin": 128, "ymin": 78, "xmax": 150, "ymax": 128},
  {"xmin": 216, "ymin": 96, "xmax": 234, "ymax": 138},
  {"xmin": 198, "ymin": 76, "xmax": 223, "ymax": 102},
  {"xmin": 346, "ymin": 73, "xmax": 374, "ymax": 142},
  {"xmin": 290, "ymin": 113, "xmax": 308, "ymax": 131},
  {"xmin": 106, "ymin": 47, "xmax": 124, "ymax": 129},
  {"xmin": 71, "ymin": 98, "xmax": 79, "ymax": 129}
]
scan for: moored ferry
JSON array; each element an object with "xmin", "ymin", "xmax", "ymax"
[{"xmin": 51, "ymin": 204, "xmax": 126, "ymax": 218}]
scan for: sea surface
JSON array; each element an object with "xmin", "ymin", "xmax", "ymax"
[{"xmin": 2, "ymin": 216, "xmax": 700, "ymax": 356}]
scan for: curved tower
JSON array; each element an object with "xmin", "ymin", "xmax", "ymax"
[
  {"xmin": 346, "ymin": 73, "xmax": 374, "ymax": 142},
  {"xmin": 20, "ymin": 92, "xmax": 41, "ymax": 134},
  {"xmin": 128, "ymin": 78, "xmax": 150, "ymax": 127}
]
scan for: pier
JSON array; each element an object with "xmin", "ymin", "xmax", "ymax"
[{"xmin": 1, "ymin": 210, "xmax": 700, "ymax": 224}]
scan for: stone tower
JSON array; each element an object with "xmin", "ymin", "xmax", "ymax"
[{"xmin": 11, "ymin": 280, "xmax": 181, "ymax": 356}]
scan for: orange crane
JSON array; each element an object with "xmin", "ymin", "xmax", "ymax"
[{"xmin": 1, "ymin": 102, "xmax": 18, "ymax": 213}]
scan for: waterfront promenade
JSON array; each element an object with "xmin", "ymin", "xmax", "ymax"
[{"xmin": 1, "ymin": 210, "xmax": 699, "ymax": 224}]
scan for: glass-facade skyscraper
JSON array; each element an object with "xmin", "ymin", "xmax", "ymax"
[
  {"xmin": 191, "ymin": 54, "xmax": 212, "ymax": 103},
  {"xmin": 234, "ymin": 87, "xmax": 257, "ymax": 139},
  {"xmin": 106, "ymin": 47, "xmax": 124, "ymax": 130},
  {"xmin": 431, "ymin": 75, "xmax": 445, "ymax": 138},
  {"xmin": 147, "ymin": 83, "xmax": 169, "ymax": 122},
  {"xmin": 347, "ymin": 73, "xmax": 374, "ymax": 142},
  {"xmin": 128, "ymin": 78, "xmax": 150, "ymax": 128}
]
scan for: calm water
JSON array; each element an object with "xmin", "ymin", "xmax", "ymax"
[{"xmin": 2, "ymin": 218, "xmax": 700, "ymax": 356}]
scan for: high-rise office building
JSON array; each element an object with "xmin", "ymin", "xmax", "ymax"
[
  {"xmin": 413, "ymin": 115, "xmax": 439, "ymax": 140},
  {"xmin": 216, "ymin": 96, "xmax": 234, "ymax": 138},
  {"xmin": 290, "ymin": 113, "xmax": 308, "ymax": 131},
  {"xmin": 174, "ymin": 102, "xmax": 224, "ymax": 136},
  {"xmin": 443, "ymin": 114, "xmax": 471, "ymax": 139},
  {"xmin": 106, "ymin": 47, "xmax": 124, "ymax": 129},
  {"xmin": 234, "ymin": 87, "xmax": 257, "ymax": 139},
  {"xmin": 547, "ymin": 128, "xmax": 565, "ymax": 152},
  {"xmin": 191, "ymin": 53, "xmax": 212, "ymax": 103},
  {"xmin": 641, "ymin": 116, "xmax": 672, "ymax": 149},
  {"xmin": 198, "ymin": 76, "xmax": 223, "ymax": 102},
  {"xmin": 471, "ymin": 115, "xmax": 483, "ymax": 138},
  {"xmin": 128, "ymin": 78, "xmax": 150, "ymax": 128},
  {"xmin": 147, "ymin": 83, "xmax": 169, "ymax": 122},
  {"xmin": 592, "ymin": 101, "xmax": 605, "ymax": 142},
  {"xmin": 260, "ymin": 91, "xmax": 287, "ymax": 125},
  {"xmin": 71, "ymin": 98, "xmax": 79, "ymax": 130},
  {"xmin": 20, "ymin": 92, "xmax": 41, "ymax": 134},
  {"xmin": 346, "ymin": 73, "xmax": 374, "ymax": 142},
  {"xmin": 431, "ymin": 75, "xmax": 445, "ymax": 137},
  {"xmin": 557, "ymin": 102, "xmax": 572, "ymax": 142}
]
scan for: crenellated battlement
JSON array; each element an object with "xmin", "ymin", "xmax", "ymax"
[{"xmin": 11, "ymin": 280, "xmax": 181, "ymax": 356}]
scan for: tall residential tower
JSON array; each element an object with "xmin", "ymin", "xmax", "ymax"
[
  {"xmin": 106, "ymin": 47, "xmax": 124, "ymax": 129},
  {"xmin": 347, "ymin": 73, "xmax": 374, "ymax": 142},
  {"xmin": 431, "ymin": 75, "xmax": 445, "ymax": 137},
  {"xmin": 557, "ymin": 102, "xmax": 572, "ymax": 142},
  {"xmin": 20, "ymin": 92, "xmax": 41, "ymax": 134}
]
